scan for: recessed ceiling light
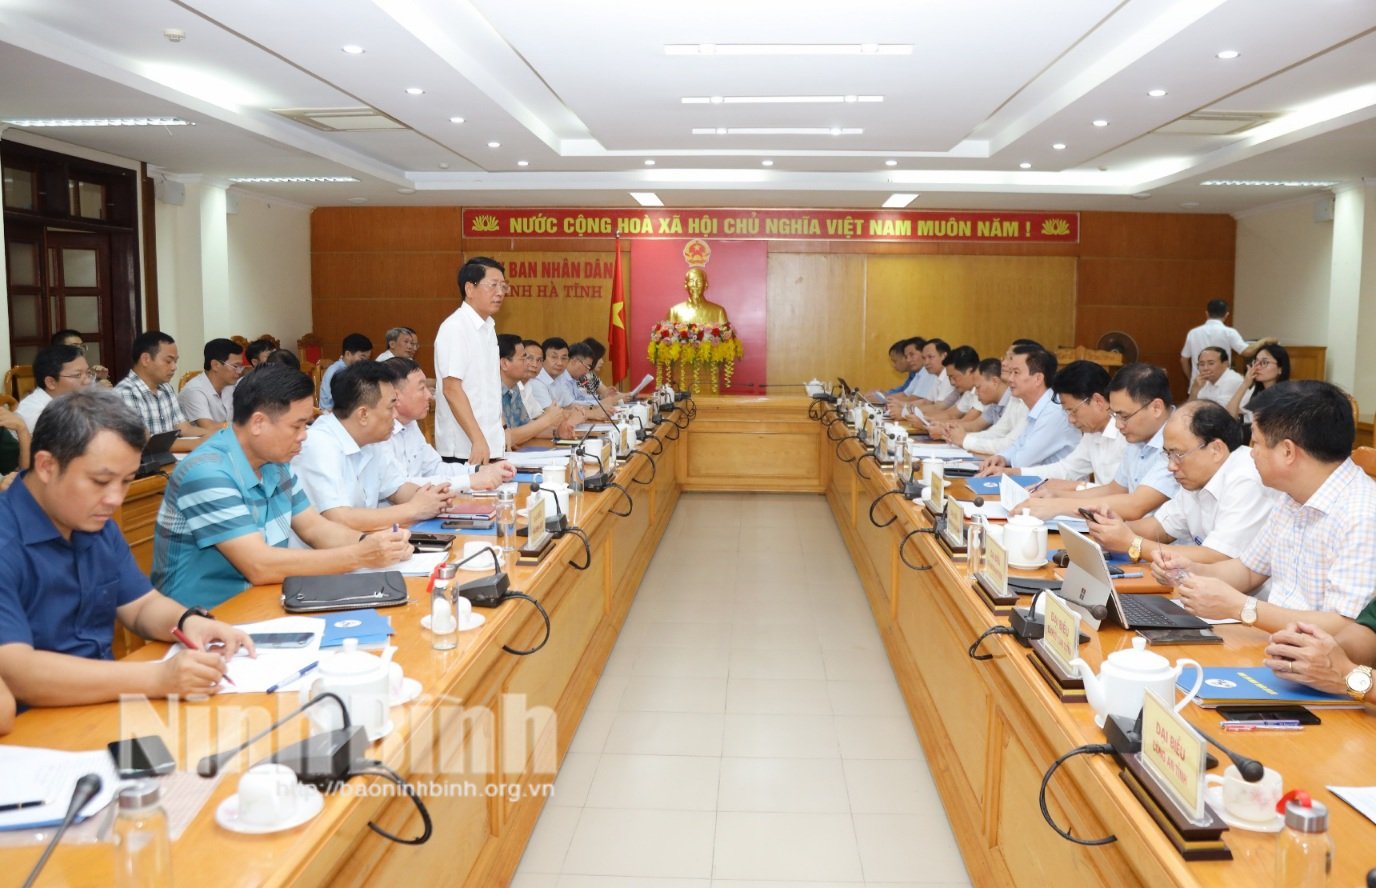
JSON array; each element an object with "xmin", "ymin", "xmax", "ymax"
[
  {"xmin": 341, "ymin": 45, "xmax": 365, "ymax": 54},
  {"xmin": 1202, "ymin": 179, "xmax": 1336, "ymax": 187},
  {"xmin": 228, "ymin": 176, "xmax": 359, "ymax": 183},
  {"xmin": 665, "ymin": 43, "xmax": 911, "ymax": 56},
  {"xmin": 643, "ymin": 159, "xmax": 656, "ymax": 166},
  {"xmin": 761, "ymin": 159, "xmax": 774, "ymax": 166},
  {"xmin": 1019, "ymin": 162, "xmax": 1032, "ymax": 169},
  {"xmin": 630, "ymin": 192, "xmax": 664, "ymax": 207},
  {"xmin": 1052, "ymin": 142, "xmax": 1067, "ymax": 150},
  {"xmin": 347, "ymin": 197, "xmax": 369, "ymax": 203},
  {"xmin": 881, "ymin": 193, "xmax": 918, "ymax": 209},
  {"xmin": 1147, "ymin": 88, "xmax": 1167, "ymax": 97},
  {"xmin": 3, "ymin": 116, "xmax": 191, "ymax": 127},
  {"xmin": 691, "ymin": 126, "xmax": 864, "ymax": 136},
  {"xmin": 517, "ymin": 160, "xmax": 529, "ymax": 167},
  {"xmin": 1216, "ymin": 50, "xmax": 1240, "ymax": 60},
  {"xmin": 449, "ymin": 116, "xmax": 465, "ymax": 124},
  {"xmin": 681, "ymin": 95, "xmax": 882, "ymax": 104},
  {"xmin": 1092, "ymin": 119, "xmax": 1109, "ymax": 127},
  {"xmin": 405, "ymin": 87, "xmax": 424, "ymax": 95},
  {"xmin": 885, "ymin": 159, "xmax": 898, "ymax": 167},
  {"xmin": 438, "ymin": 162, "xmax": 450, "ymax": 169},
  {"xmin": 487, "ymin": 141, "xmax": 500, "ymax": 148}
]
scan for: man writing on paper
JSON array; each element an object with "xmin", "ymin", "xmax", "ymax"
[
  {"xmin": 1011, "ymin": 363, "xmax": 1178, "ymax": 522},
  {"xmin": 384, "ymin": 357, "xmax": 513, "ymax": 489},
  {"xmin": 1157, "ymin": 381, "xmax": 1376, "ymax": 634},
  {"xmin": 153, "ymin": 365, "xmax": 413, "ymax": 610},
  {"xmin": 1084, "ymin": 400, "xmax": 1276, "ymax": 569},
  {"xmin": 294, "ymin": 362, "xmax": 454, "ymax": 531},
  {"xmin": 974, "ymin": 348, "xmax": 1079, "ymax": 476},
  {"xmin": 436, "ymin": 257, "xmax": 506, "ymax": 465},
  {"xmin": 1, "ymin": 390, "xmax": 253, "ymax": 706}
]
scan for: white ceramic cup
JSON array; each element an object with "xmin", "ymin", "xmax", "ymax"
[
  {"xmin": 542, "ymin": 463, "xmax": 567, "ymax": 487},
  {"xmin": 237, "ymin": 763, "xmax": 299, "ymax": 827},
  {"xmin": 922, "ymin": 457, "xmax": 943, "ymax": 487},
  {"xmin": 1205, "ymin": 764, "xmax": 1283, "ymax": 824},
  {"xmin": 457, "ymin": 595, "xmax": 476, "ymax": 628}
]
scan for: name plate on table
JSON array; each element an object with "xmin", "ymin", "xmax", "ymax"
[
  {"xmin": 602, "ymin": 437, "xmax": 614, "ymax": 467},
  {"xmin": 1141, "ymin": 690, "xmax": 1207, "ymax": 824},
  {"xmin": 972, "ymin": 531, "xmax": 1019, "ymax": 613},
  {"xmin": 926, "ymin": 472, "xmax": 946, "ymax": 512},
  {"xmin": 518, "ymin": 495, "xmax": 553, "ymax": 563},
  {"xmin": 939, "ymin": 496, "xmax": 967, "ymax": 555},
  {"xmin": 1029, "ymin": 589, "xmax": 1086, "ymax": 700}
]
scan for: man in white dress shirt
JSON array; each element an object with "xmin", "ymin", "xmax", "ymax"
[
  {"xmin": 1179, "ymin": 299, "xmax": 1273, "ymax": 384},
  {"xmin": 1087, "ymin": 400, "xmax": 1276, "ymax": 569},
  {"xmin": 1188, "ymin": 346, "xmax": 1245, "ymax": 408},
  {"xmin": 15, "ymin": 345, "xmax": 91, "ymax": 433},
  {"xmin": 902, "ymin": 345, "xmax": 981, "ymax": 423},
  {"xmin": 435, "ymin": 257, "xmax": 506, "ymax": 465},
  {"xmin": 935, "ymin": 341, "xmax": 1041, "ymax": 452},
  {"xmin": 374, "ymin": 326, "xmax": 418, "ymax": 363},
  {"xmin": 1011, "ymin": 360, "xmax": 1125, "ymax": 488},
  {"xmin": 179, "ymin": 338, "xmax": 245, "ymax": 429},
  {"xmin": 293, "ymin": 361, "xmax": 453, "ymax": 531},
  {"xmin": 382, "ymin": 357, "xmax": 512, "ymax": 490}
]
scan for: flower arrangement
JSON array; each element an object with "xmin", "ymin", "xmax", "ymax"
[{"xmin": 647, "ymin": 322, "xmax": 744, "ymax": 393}]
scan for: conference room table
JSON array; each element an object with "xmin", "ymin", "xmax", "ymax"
[{"xmin": 2, "ymin": 395, "xmax": 1374, "ymax": 887}]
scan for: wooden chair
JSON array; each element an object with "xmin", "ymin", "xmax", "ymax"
[
  {"xmin": 1351, "ymin": 446, "xmax": 1376, "ymax": 480},
  {"xmin": 308, "ymin": 360, "xmax": 326, "ymax": 406},
  {"xmin": 4, "ymin": 364, "xmax": 35, "ymax": 400},
  {"xmin": 230, "ymin": 335, "xmax": 250, "ymax": 351},
  {"xmin": 0, "ymin": 393, "xmax": 16, "ymax": 411},
  {"xmin": 256, "ymin": 333, "xmax": 281, "ymax": 351},
  {"xmin": 298, "ymin": 332, "xmax": 323, "ymax": 365},
  {"xmin": 178, "ymin": 369, "xmax": 202, "ymax": 391}
]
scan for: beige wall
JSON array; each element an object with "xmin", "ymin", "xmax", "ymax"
[
  {"xmin": 1233, "ymin": 197, "xmax": 1333, "ymax": 345},
  {"xmin": 226, "ymin": 192, "xmax": 313, "ymax": 348}
]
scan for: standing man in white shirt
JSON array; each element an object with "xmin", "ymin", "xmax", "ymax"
[
  {"xmin": 435, "ymin": 256, "xmax": 506, "ymax": 465},
  {"xmin": 1009, "ymin": 361, "xmax": 1125, "ymax": 488},
  {"xmin": 179, "ymin": 338, "xmax": 245, "ymax": 430},
  {"xmin": 1180, "ymin": 299, "xmax": 1273, "ymax": 384},
  {"xmin": 1188, "ymin": 346, "xmax": 1245, "ymax": 408},
  {"xmin": 382, "ymin": 357, "xmax": 512, "ymax": 490},
  {"xmin": 1086, "ymin": 400, "xmax": 1276, "ymax": 568}
]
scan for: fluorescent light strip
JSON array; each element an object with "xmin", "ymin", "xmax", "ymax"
[
  {"xmin": 629, "ymin": 192, "xmax": 664, "ymax": 207},
  {"xmin": 3, "ymin": 117, "xmax": 191, "ymax": 127},
  {"xmin": 882, "ymin": 193, "xmax": 919, "ymax": 208},
  {"xmin": 1201, "ymin": 179, "xmax": 1335, "ymax": 187},
  {"xmin": 682, "ymin": 95, "xmax": 882, "ymax": 104},
  {"xmin": 229, "ymin": 176, "xmax": 360, "ymax": 183},
  {"xmin": 691, "ymin": 127, "xmax": 863, "ymax": 136},
  {"xmin": 666, "ymin": 43, "xmax": 910, "ymax": 56}
]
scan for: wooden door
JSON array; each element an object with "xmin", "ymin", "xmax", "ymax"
[{"xmin": 45, "ymin": 230, "xmax": 113, "ymax": 371}]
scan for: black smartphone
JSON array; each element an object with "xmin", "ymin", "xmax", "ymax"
[
  {"xmin": 409, "ymin": 532, "xmax": 456, "ymax": 552},
  {"xmin": 1077, "ymin": 507, "xmax": 1099, "ymax": 522},
  {"xmin": 249, "ymin": 632, "xmax": 315, "ymax": 649},
  {"xmin": 1216, "ymin": 705, "xmax": 1322, "ymax": 725},
  {"xmin": 1135, "ymin": 627, "xmax": 1223, "ymax": 645},
  {"xmin": 107, "ymin": 735, "xmax": 176, "ymax": 778}
]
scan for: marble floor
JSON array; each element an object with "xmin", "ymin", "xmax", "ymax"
[{"xmin": 511, "ymin": 492, "xmax": 971, "ymax": 888}]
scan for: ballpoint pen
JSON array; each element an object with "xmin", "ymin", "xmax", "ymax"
[
  {"xmin": 170, "ymin": 627, "xmax": 237, "ymax": 686},
  {"xmin": 265, "ymin": 661, "xmax": 320, "ymax": 694}
]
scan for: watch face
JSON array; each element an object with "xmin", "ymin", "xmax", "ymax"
[{"xmin": 1350, "ymin": 670, "xmax": 1374, "ymax": 694}]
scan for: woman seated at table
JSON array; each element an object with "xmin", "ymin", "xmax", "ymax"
[{"xmin": 1225, "ymin": 343, "xmax": 1289, "ymax": 430}]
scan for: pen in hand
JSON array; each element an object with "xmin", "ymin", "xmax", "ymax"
[{"xmin": 170, "ymin": 626, "xmax": 236, "ymax": 686}]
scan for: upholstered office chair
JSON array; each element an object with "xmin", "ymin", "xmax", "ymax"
[{"xmin": 178, "ymin": 369, "xmax": 202, "ymax": 391}]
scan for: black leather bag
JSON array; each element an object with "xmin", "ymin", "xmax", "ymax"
[{"xmin": 280, "ymin": 572, "xmax": 408, "ymax": 613}]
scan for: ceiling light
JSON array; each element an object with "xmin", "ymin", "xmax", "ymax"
[
  {"xmin": 1052, "ymin": 142, "xmax": 1067, "ymax": 150},
  {"xmin": 517, "ymin": 160, "xmax": 529, "ymax": 167},
  {"xmin": 715, "ymin": 127, "xmax": 727, "ymax": 135},
  {"xmin": 1202, "ymin": 179, "xmax": 1336, "ymax": 187},
  {"xmin": 882, "ymin": 193, "xmax": 918, "ymax": 209},
  {"xmin": 681, "ymin": 95, "xmax": 882, "ymax": 104},
  {"xmin": 228, "ymin": 176, "xmax": 359, "ymax": 183},
  {"xmin": 761, "ymin": 159, "xmax": 774, "ymax": 166},
  {"xmin": 1216, "ymin": 50, "xmax": 1240, "ymax": 59},
  {"xmin": 449, "ymin": 116, "xmax": 465, "ymax": 124},
  {"xmin": 885, "ymin": 159, "xmax": 898, "ymax": 167},
  {"xmin": 643, "ymin": 159, "xmax": 656, "ymax": 166},
  {"xmin": 691, "ymin": 127, "xmax": 863, "ymax": 136},
  {"xmin": 665, "ymin": 43, "xmax": 911, "ymax": 56},
  {"xmin": 829, "ymin": 127, "xmax": 842, "ymax": 136},
  {"xmin": 405, "ymin": 87, "xmax": 424, "ymax": 95},
  {"xmin": 3, "ymin": 116, "xmax": 192, "ymax": 127},
  {"xmin": 487, "ymin": 141, "xmax": 500, "ymax": 148},
  {"xmin": 630, "ymin": 192, "xmax": 664, "ymax": 207},
  {"xmin": 1148, "ymin": 88, "xmax": 1167, "ymax": 97},
  {"xmin": 1092, "ymin": 119, "xmax": 1109, "ymax": 127},
  {"xmin": 1019, "ymin": 162, "xmax": 1032, "ymax": 169},
  {"xmin": 341, "ymin": 45, "xmax": 365, "ymax": 54},
  {"xmin": 438, "ymin": 162, "xmax": 450, "ymax": 169}
]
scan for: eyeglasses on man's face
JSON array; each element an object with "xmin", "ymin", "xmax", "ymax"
[
  {"xmin": 59, "ymin": 369, "xmax": 96, "ymax": 381},
  {"xmin": 1164, "ymin": 441, "xmax": 1209, "ymax": 464},
  {"xmin": 1109, "ymin": 404, "xmax": 1147, "ymax": 424}
]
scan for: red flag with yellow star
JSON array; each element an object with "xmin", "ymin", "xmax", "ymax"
[{"xmin": 607, "ymin": 234, "xmax": 628, "ymax": 384}]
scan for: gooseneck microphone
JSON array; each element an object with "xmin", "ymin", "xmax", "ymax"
[
  {"xmin": 197, "ymin": 691, "xmax": 352, "ymax": 779},
  {"xmin": 21, "ymin": 774, "xmax": 102, "ymax": 888},
  {"xmin": 1192, "ymin": 724, "xmax": 1265, "ymax": 782},
  {"xmin": 532, "ymin": 474, "xmax": 591, "ymax": 570}
]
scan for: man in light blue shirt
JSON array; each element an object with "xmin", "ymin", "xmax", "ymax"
[
  {"xmin": 978, "ymin": 347, "xmax": 1080, "ymax": 473},
  {"xmin": 1022, "ymin": 362, "xmax": 1181, "ymax": 522},
  {"xmin": 317, "ymin": 332, "xmax": 372, "ymax": 412}
]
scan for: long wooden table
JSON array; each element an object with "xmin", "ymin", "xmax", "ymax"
[{"xmin": 5, "ymin": 394, "xmax": 1375, "ymax": 886}]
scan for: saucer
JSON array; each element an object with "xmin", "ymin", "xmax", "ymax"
[
  {"xmin": 1204, "ymin": 785, "xmax": 1284, "ymax": 833},
  {"xmin": 1009, "ymin": 559, "xmax": 1049, "ymax": 570},
  {"xmin": 459, "ymin": 612, "xmax": 486, "ymax": 631},
  {"xmin": 390, "ymin": 677, "xmax": 422, "ymax": 706},
  {"xmin": 368, "ymin": 720, "xmax": 395, "ymax": 742},
  {"xmin": 216, "ymin": 784, "xmax": 324, "ymax": 834}
]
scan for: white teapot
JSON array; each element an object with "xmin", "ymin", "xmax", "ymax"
[
  {"xmin": 1070, "ymin": 637, "xmax": 1204, "ymax": 727},
  {"xmin": 301, "ymin": 638, "xmax": 391, "ymax": 741},
  {"xmin": 805, "ymin": 378, "xmax": 826, "ymax": 397},
  {"xmin": 1004, "ymin": 509, "xmax": 1048, "ymax": 568}
]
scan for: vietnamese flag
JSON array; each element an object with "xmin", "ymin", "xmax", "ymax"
[{"xmin": 607, "ymin": 235, "xmax": 628, "ymax": 385}]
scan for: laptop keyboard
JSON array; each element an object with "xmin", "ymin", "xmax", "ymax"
[{"xmin": 1118, "ymin": 594, "xmax": 1206, "ymax": 628}]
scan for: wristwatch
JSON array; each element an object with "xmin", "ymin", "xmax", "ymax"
[
  {"xmin": 1345, "ymin": 665, "xmax": 1373, "ymax": 702},
  {"xmin": 1239, "ymin": 597, "xmax": 1259, "ymax": 626},
  {"xmin": 177, "ymin": 607, "xmax": 214, "ymax": 633},
  {"xmin": 1128, "ymin": 537, "xmax": 1143, "ymax": 563}
]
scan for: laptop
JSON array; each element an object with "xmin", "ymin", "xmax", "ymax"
[
  {"xmin": 1055, "ymin": 523, "xmax": 1208, "ymax": 631},
  {"xmin": 135, "ymin": 430, "xmax": 179, "ymax": 478}
]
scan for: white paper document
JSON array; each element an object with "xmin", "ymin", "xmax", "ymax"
[
  {"xmin": 353, "ymin": 547, "xmax": 449, "ymax": 577},
  {"xmin": 161, "ymin": 616, "xmax": 326, "ymax": 694},
  {"xmin": 627, "ymin": 374, "xmax": 655, "ymax": 398},
  {"xmin": 907, "ymin": 444, "xmax": 976, "ymax": 460},
  {"xmin": 961, "ymin": 499, "xmax": 1010, "ymax": 520},
  {"xmin": 0, "ymin": 747, "xmax": 119, "ymax": 830},
  {"xmin": 999, "ymin": 473, "xmax": 1030, "ymax": 512},
  {"xmin": 1328, "ymin": 786, "xmax": 1376, "ymax": 826},
  {"xmin": 503, "ymin": 449, "xmax": 573, "ymax": 465}
]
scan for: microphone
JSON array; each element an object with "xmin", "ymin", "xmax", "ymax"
[
  {"xmin": 452, "ymin": 544, "xmax": 510, "ymax": 606},
  {"xmin": 570, "ymin": 410, "xmax": 609, "ymax": 493},
  {"xmin": 197, "ymin": 691, "xmax": 357, "ymax": 784},
  {"xmin": 531, "ymin": 474, "xmax": 569, "ymax": 533},
  {"xmin": 1193, "ymin": 724, "xmax": 1265, "ymax": 782},
  {"xmin": 586, "ymin": 395, "xmax": 636, "ymax": 516},
  {"xmin": 21, "ymin": 774, "xmax": 103, "ymax": 888}
]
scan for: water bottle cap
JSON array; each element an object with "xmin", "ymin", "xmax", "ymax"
[
  {"xmin": 1283, "ymin": 797, "xmax": 1328, "ymax": 833},
  {"xmin": 118, "ymin": 779, "xmax": 161, "ymax": 809}
]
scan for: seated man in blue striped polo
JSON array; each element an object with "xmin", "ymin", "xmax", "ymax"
[{"xmin": 152, "ymin": 364, "xmax": 413, "ymax": 610}]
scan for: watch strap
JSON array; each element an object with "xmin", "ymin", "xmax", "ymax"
[{"xmin": 177, "ymin": 607, "xmax": 213, "ymax": 633}]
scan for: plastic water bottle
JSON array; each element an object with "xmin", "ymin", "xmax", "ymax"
[
  {"xmin": 113, "ymin": 780, "xmax": 171, "ymax": 888},
  {"xmin": 1275, "ymin": 791, "xmax": 1333, "ymax": 887}
]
